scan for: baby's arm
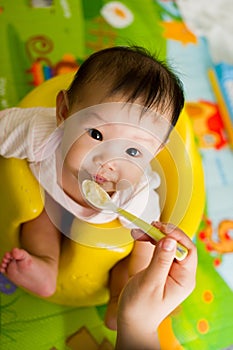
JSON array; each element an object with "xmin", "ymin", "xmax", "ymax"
[
  {"xmin": 115, "ymin": 222, "xmax": 197, "ymax": 350},
  {"xmin": 104, "ymin": 233, "xmax": 154, "ymax": 330},
  {"xmin": 105, "ymin": 229, "xmax": 154, "ymax": 330}
]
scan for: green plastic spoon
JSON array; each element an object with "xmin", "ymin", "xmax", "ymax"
[{"xmin": 82, "ymin": 179, "xmax": 188, "ymax": 261}]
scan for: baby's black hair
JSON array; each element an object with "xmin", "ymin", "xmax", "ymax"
[{"xmin": 67, "ymin": 46, "xmax": 184, "ymax": 127}]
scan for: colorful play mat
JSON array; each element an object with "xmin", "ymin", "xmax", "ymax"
[{"xmin": 0, "ymin": 1, "xmax": 233, "ymax": 349}]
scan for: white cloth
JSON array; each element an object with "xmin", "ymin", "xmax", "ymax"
[
  {"xmin": 177, "ymin": 0, "xmax": 233, "ymax": 64},
  {"xmin": 0, "ymin": 107, "xmax": 161, "ymax": 228}
]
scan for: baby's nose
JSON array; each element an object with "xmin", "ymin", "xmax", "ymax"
[{"xmin": 93, "ymin": 155, "xmax": 116, "ymax": 171}]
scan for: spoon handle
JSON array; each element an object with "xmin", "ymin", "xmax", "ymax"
[{"xmin": 117, "ymin": 208, "xmax": 188, "ymax": 261}]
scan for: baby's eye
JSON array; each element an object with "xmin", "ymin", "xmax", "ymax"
[
  {"xmin": 87, "ymin": 128, "xmax": 103, "ymax": 141},
  {"xmin": 126, "ymin": 148, "xmax": 141, "ymax": 157}
]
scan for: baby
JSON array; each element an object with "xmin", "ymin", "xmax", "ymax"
[{"xmin": 0, "ymin": 46, "xmax": 184, "ymax": 329}]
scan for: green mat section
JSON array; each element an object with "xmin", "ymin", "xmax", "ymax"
[{"xmin": 1, "ymin": 1, "xmax": 233, "ymax": 349}]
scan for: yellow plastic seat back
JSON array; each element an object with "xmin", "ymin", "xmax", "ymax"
[
  {"xmin": 0, "ymin": 73, "xmax": 205, "ymax": 305},
  {"xmin": 19, "ymin": 72, "xmax": 205, "ymax": 235}
]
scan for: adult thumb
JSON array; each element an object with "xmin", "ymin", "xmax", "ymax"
[{"xmin": 144, "ymin": 238, "xmax": 177, "ymax": 285}]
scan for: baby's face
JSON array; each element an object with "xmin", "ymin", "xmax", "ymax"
[{"xmin": 59, "ymin": 102, "xmax": 171, "ymax": 206}]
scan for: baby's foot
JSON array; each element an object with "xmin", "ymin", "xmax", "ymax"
[{"xmin": 0, "ymin": 248, "xmax": 57, "ymax": 297}]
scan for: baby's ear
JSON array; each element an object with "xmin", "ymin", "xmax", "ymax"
[{"xmin": 56, "ymin": 90, "xmax": 69, "ymax": 126}]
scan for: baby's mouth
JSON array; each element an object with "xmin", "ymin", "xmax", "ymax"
[{"xmin": 93, "ymin": 174, "xmax": 108, "ymax": 184}]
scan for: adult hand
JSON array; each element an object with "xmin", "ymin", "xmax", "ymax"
[{"xmin": 116, "ymin": 222, "xmax": 197, "ymax": 350}]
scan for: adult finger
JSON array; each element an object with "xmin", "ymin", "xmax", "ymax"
[
  {"xmin": 154, "ymin": 222, "xmax": 198, "ymax": 292},
  {"xmin": 153, "ymin": 222, "xmax": 197, "ymax": 266},
  {"xmin": 131, "ymin": 228, "xmax": 155, "ymax": 244},
  {"xmin": 142, "ymin": 237, "xmax": 177, "ymax": 287}
]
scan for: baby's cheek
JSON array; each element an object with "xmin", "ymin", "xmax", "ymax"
[{"xmin": 122, "ymin": 165, "xmax": 144, "ymax": 184}]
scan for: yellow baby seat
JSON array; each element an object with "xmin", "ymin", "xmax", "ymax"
[{"xmin": 0, "ymin": 73, "xmax": 205, "ymax": 306}]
